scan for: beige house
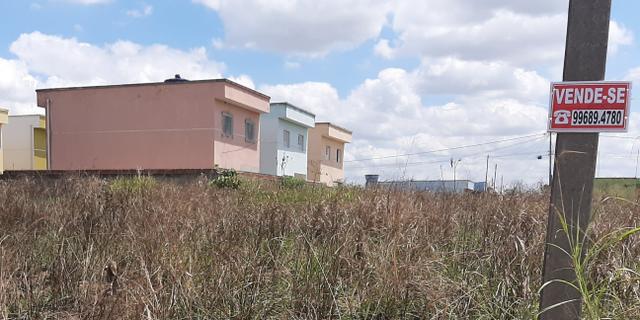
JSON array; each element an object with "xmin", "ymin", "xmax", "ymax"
[
  {"xmin": 0, "ymin": 108, "xmax": 8, "ymax": 174},
  {"xmin": 3, "ymin": 115, "xmax": 47, "ymax": 170},
  {"xmin": 307, "ymin": 122, "xmax": 352, "ymax": 186}
]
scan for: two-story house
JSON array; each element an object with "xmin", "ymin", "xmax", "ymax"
[
  {"xmin": 307, "ymin": 122, "xmax": 352, "ymax": 186},
  {"xmin": 260, "ymin": 102, "xmax": 315, "ymax": 179},
  {"xmin": 36, "ymin": 77, "xmax": 270, "ymax": 172}
]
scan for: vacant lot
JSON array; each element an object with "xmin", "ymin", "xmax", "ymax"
[{"xmin": 0, "ymin": 176, "xmax": 639, "ymax": 319}]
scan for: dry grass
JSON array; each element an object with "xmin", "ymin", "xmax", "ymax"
[{"xmin": 0, "ymin": 176, "xmax": 638, "ymax": 319}]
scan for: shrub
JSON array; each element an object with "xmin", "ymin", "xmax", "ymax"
[
  {"xmin": 280, "ymin": 176, "xmax": 306, "ymax": 189},
  {"xmin": 210, "ymin": 168, "xmax": 241, "ymax": 189}
]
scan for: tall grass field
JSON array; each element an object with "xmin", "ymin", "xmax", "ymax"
[{"xmin": 0, "ymin": 176, "xmax": 639, "ymax": 319}]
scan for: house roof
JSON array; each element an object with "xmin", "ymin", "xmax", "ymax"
[
  {"xmin": 315, "ymin": 122, "xmax": 352, "ymax": 134},
  {"xmin": 36, "ymin": 78, "xmax": 270, "ymax": 100},
  {"xmin": 270, "ymin": 102, "xmax": 316, "ymax": 117},
  {"xmin": 8, "ymin": 114, "xmax": 45, "ymax": 118}
]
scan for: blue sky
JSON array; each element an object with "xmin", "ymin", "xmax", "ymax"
[
  {"xmin": 0, "ymin": 0, "xmax": 420, "ymax": 96},
  {"xmin": 1, "ymin": 0, "xmax": 639, "ymax": 185}
]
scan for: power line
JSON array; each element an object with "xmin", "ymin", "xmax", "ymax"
[
  {"xmin": 600, "ymin": 134, "xmax": 640, "ymax": 140},
  {"xmin": 459, "ymin": 135, "xmax": 548, "ymax": 159},
  {"xmin": 344, "ymin": 132, "xmax": 546, "ymax": 163},
  {"xmin": 345, "ymin": 134, "xmax": 548, "ymax": 169},
  {"xmin": 349, "ymin": 137, "xmax": 546, "ymax": 169}
]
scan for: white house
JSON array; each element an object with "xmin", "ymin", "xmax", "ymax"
[
  {"xmin": 3, "ymin": 114, "xmax": 47, "ymax": 170},
  {"xmin": 260, "ymin": 102, "xmax": 315, "ymax": 179}
]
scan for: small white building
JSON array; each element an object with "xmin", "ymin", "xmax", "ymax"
[
  {"xmin": 376, "ymin": 179, "xmax": 485, "ymax": 193},
  {"xmin": 260, "ymin": 102, "xmax": 315, "ymax": 179},
  {"xmin": 3, "ymin": 114, "xmax": 47, "ymax": 170}
]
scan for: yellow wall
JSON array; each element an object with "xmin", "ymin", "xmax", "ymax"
[
  {"xmin": 34, "ymin": 127, "xmax": 47, "ymax": 170},
  {"xmin": 0, "ymin": 109, "xmax": 8, "ymax": 174}
]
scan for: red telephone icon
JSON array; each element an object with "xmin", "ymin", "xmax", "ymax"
[{"xmin": 553, "ymin": 110, "xmax": 570, "ymax": 125}]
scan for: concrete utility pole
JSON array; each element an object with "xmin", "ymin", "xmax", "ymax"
[
  {"xmin": 549, "ymin": 133, "xmax": 553, "ymax": 185},
  {"xmin": 539, "ymin": 1, "xmax": 611, "ymax": 319},
  {"xmin": 485, "ymin": 155, "xmax": 490, "ymax": 192},
  {"xmin": 493, "ymin": 163, "xmax": 498, "ymax": 190},
  {"xmin": 450, "ymin": 158, "xmax": 461, "ymax": 192}
]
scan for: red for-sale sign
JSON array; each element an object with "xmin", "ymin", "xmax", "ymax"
[{"xmin": 548, "ymin": 81, "xmax": 631, "ymax": 132}]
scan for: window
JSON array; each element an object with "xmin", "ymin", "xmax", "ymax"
[
  {"xmin": 222, "ymin": 112, "xmax": 233, "ymax": 137},
  {"xmin": 283, "ymin": 130, "xmax": 290, "ymax": 148},
  {"xmin": 297, "ymin": 134, "xmax": 304, "ymax": 151},
  {"xmin": 325, "ymin": 146, "xmax": 331, "ymax": 160},
  {"xmin": 245, "ymin": 119, "xmax": 255, "ymax": 143},
  {"xmin": 336, "ymin": 149, "xmax": 341, "ymax": 163}
]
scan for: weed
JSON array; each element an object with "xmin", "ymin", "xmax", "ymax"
[
  {"xmin": 0, "ymin": 177, "xmax": 638, "ymax": 318},
  {"xmin": 209, "ymin": 168, "xmax": 241, "ymax": 189},
  {"xmin": 108, "ymin": 175, "xmax": 156, "ymax": 194},
  {"xmin": 280, "ymin": 176, "xmax": 306, "ymax": 189}
]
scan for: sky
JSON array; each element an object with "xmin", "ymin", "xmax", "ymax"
[{"xmin": 1, "ymin": 0, "xmax": 639, "ymax": 187}]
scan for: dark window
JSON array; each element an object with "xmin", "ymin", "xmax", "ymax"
[
  {"xmin": 336, "ymin": 149, "xmax": 341, "ymax": 163},
  {"xmin": 245, "ymin": 119, "xmax": 255, "ymax": 142},
  {"xmin": 325, "ymin": 146, "xmax": 331, "ymax": 160},
  {"xmin": 222, "ymin": 112, "xmax": 233, "ymax": 137},
  {"xmin": 283, "ymin": 130, "xmax": 290, "ymax": 148},
  {"xmin": 297, "ymin": 134, "xmax": 304, "ymax": 151}
]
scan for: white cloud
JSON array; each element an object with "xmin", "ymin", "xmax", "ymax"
[
  {"xmin": 609, "ymin": 20, "xmax": 634, "ymax": 55},
  {"xmin": 126, "ymin": 4, "xmax": 153, "ymax": 18},
  {"xmin": 193, "ymin": 0, "xmax": 220, "ymax": 10},
  {"xmin": 284, "ymin": 61, "xmax": 301, "ymax": 69},
  {"xmin": 413, "ymin": 58, "xmax": 548, "ymax": 101},
  {"xmin": 260, "ymin": 82, "xmax": 342, "ymax": 120},
  {"xmin": 2, "ymin": 32, "xmax": 226, "ymax": 115},
  {"xmin": 193, "ymin": 0, "xmax": 633, "ymax": 72},
  {"xmin": 376, "ymin": 0, "xmax": 633, "ymax": 68},
  {"xmin": 192, "ymin": 0, "xmax": 571, "ymax": 60},
  {"xmin": 0, "ymin": 58, "xmax": 40, "ymax": 114},
  {"xmin": 195, "ymin": 0, "xmax": 390, "ymax": 56},
  {"xmin": 62, "ymin": 0, "xmax": 111, "ymax": 4},
  {"xmin": 373, "ymin": 39, "xmax": 394, "ymax": 59},
  {"xmin": 627, "ymin": 67, "xmax": 640, "ymax": 83},
  {"xmin": 228, "ymin": 74, "xmax": 255, "ymax": 89},
  {"xmin": 195, "ymin": 0, "xmax": 633, "ymax": 68},
  {"xmin": 10, "ymin": 32, "xmax": 224, "ymax": 86},
  {"xmin": 260, "ymin": 58, "xmax": 552, "ymax": 185},
  {"xmin": 380, "ymin": 8, "xmax": 567, "ymax": 66}
]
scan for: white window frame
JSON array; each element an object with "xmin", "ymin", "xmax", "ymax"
[{"xmin": 297, "ymin": 134, "xmax": 304, "ymax": 151}]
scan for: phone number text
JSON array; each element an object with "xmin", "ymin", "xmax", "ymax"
[{"xmin": 571, "ymin": 109, "xmax": 624, "ymax": 126}]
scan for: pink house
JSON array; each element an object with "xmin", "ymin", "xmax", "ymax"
[{"xmin": 36, "ymin": 77, "xmax": 270, "ymax": 172}]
